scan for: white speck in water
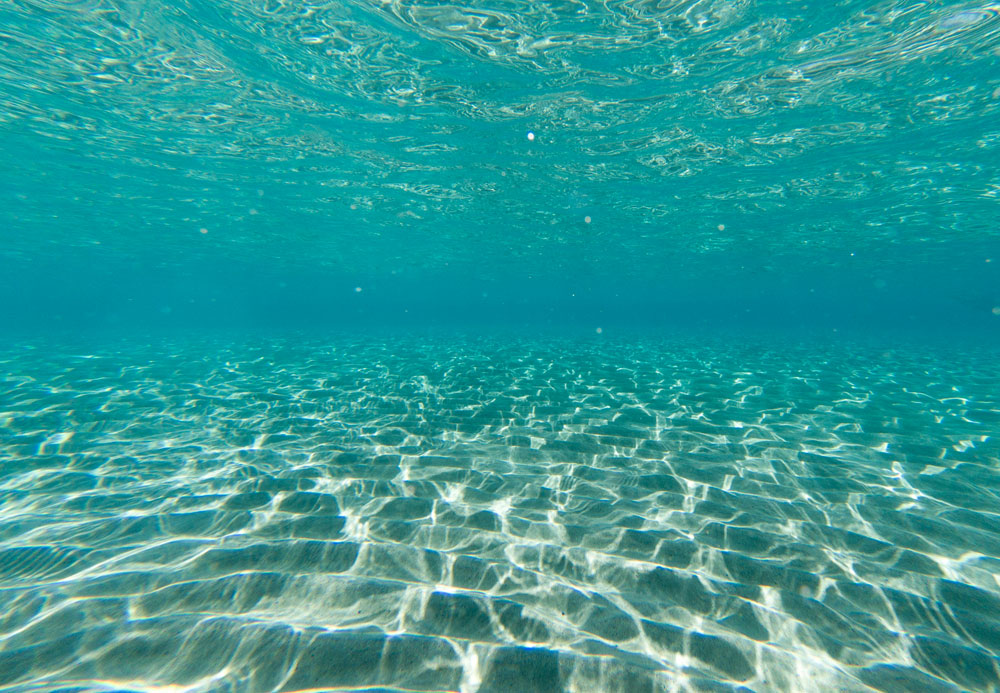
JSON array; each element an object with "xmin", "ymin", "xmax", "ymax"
[
  {"xmin": 526, "ymin": 131, "xmax": 535, "ymax": 141},
  {"xmin": 355, "ymin": 286, "xmax": 362, "ymax": 293},
  {"xmin": 584, "ymin": 216, "xmax": 591, "ymax": 224},
  {"xmin": 595, "ymin": 327, "xmax": 603, "ymax": 334}
]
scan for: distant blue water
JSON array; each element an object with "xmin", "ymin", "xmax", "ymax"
[{"xmin": 2, "ymin": 0, "xmax": 1000, "ymax": 690}]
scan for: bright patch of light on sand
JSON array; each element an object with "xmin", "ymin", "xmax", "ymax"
[
  {"xmin": 490, "ymin": 497, "xmax": 512, "ymax": 518},
  {"xmin": 460, "ymin": 647, "xmax": 482, "ymax": 693}
]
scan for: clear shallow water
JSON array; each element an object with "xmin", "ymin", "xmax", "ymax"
[
  {"xmin": 3, "ymin": 0, "xmax": 1000, "ymax": 690},
  {"xmin": 2, "ymin": 335, "xmax": 999, "ymax": 692},
  {"xmin": 2, "ymin": 0, "xmax": 1000, "ymax": 321}
]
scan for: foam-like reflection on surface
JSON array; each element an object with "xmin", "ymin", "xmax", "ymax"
[{"xmin": 1, "ymin": 335, "xmax": 999, "ymax": 692}]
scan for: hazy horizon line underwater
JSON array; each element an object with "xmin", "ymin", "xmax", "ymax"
[{"xmin": 1, "ymin": 0, "xmax": 1000, "ymax": 691}]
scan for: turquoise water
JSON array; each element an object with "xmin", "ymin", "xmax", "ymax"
[
  {"xmin": 2, "ymin": 0, "xmax": 1000, "ymax": 327},
  {"xmin": 2, "ymin": 336, "xmax": 1000, "ymax": 692},
  {"xmin": 2, "ymin": 0, "xmax": 1000, "ymax": 691}
]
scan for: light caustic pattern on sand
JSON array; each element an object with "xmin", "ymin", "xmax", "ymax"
[{"xmin": 1, "ymin": 336, "xmax": 999, "ymax": 692}]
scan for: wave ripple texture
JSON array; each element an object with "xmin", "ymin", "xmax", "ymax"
[
  {"xmin": 1, "ymin": 336, "xmax": 1000, "ymax": 692},
  {"xmin": 2, "ymin": 0, "xmax": 999, "ymax": 278}
]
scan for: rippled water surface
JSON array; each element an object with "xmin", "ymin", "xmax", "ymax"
[
  {"xmin": 2, "ymin": 336, "xmax": 999, "ymax": 692},
  {"xmin": 2, "ymin": 0, "xmax": 999, "ymax": 280}
]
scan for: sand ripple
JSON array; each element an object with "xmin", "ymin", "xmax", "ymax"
[{"xmin": 1, "ymin": 335, "xmax": 999, "ymax": 691}]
